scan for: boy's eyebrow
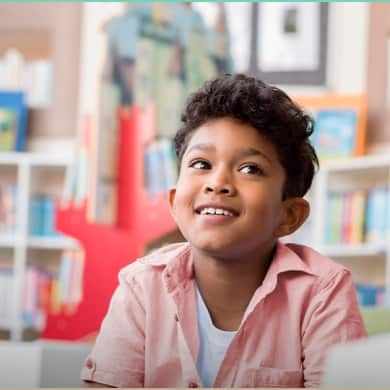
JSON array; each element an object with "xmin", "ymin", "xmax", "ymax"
[
  {"xmin": 186, "ymin": 143, "xmax": 215, "ymax": 155},
  {"xmin": 186, "ymin": 143, "xmax": 272, "ymax": 163},
  {"xmin": 235, "ymin": 147, "xmax": 272, "ymax": 163}
]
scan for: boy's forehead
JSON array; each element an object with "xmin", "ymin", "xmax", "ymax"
[{"xmin": 185, "ymin": 118, "xmax": 274, "ymax": 153}]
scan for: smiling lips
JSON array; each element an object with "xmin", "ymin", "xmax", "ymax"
[{"xmin": 195, "ymin": 205, "xmax": 239, "ymax": 218}]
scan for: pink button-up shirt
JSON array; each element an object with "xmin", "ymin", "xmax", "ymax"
[{"xmin": 81, "ymin": 241, "xmax": 367, "ymax": 387}]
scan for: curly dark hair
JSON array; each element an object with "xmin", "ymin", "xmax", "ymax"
[{"xmin": 173, "ymin": 74, "xmax": 319, "ymax": 199}]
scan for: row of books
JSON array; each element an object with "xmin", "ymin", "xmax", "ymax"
[
  {"xmin": 0, "ymin": 269, "xmax": 13, "ymax": 322},
  {"xmin": 144, "ymin": 138, "xmax": 178, "ymax": 198},
  {"xmin": 22, "ymin": 249, "xmax": 84, "ymax": 329},
  {"xmin": 0, "ymin": 48, "xmax": 52, "ymax": 108},
  {"xmin": 356, "ymin": 283, "xmax": 386, "ymax": 307},
  {"xmin": 0, "ymin": 183, "xmax": 17, "ymax": 234},
  {"xmin": 325, "ymin": 187, "xmax": 390, "ymax": 245},
  {"xmin": 29, "ymin": 194, "xmax": 61, "ymax": 237}
]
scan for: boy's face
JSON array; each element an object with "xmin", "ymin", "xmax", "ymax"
[{"xmin": 169, "ymin": 117, "xmax": 304, "ymax": 260}]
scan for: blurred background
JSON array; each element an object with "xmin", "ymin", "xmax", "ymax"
[{"xmin": 0, "ymin": 2, "xmax": 389, "ymax": 386}]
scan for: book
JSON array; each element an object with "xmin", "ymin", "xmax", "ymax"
[
  {"xmin": 326, "ymin": 192, "xmax": 343, "ymax": 244},
  {"xmin": 311, "ymin": 109, "xmax": 358, "ymax": 160},
  {"xmin": 341, "ymin": 192, "xmax": 353, "ymax": 244},
  {"xmin": 0, "ymin": 108, "xmax": 17, "ymax": 151},
  {"xmin": 349, "ymin": 190, "xmax": 367, "ymax": 244},
  {"xmin": 0, "ymin": 91, "xmax": 27, "ymax": 151},
  {"xmin": 365, "ymin": 187, "xmax": 388, "ymax": 243},
  {"xmin": 355, "ymin": 283, "xmax": 385, "ymax": 307},
  {"xmin": 0, "ymin": 183, "xmax": 17, "ymax": 234}
]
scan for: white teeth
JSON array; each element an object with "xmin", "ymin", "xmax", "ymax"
[{"xmin": 199, "ymin": 207, "xmax": 234, "ymax": 216}]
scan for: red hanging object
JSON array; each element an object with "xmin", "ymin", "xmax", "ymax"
[{"xmin": 42, "ymin": 105, "xmax": 176, "ymax": 340}]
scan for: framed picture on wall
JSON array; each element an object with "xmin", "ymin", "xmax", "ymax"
[
  {"xmin": 250, "ymin": 2, "xmax": 329, "ymax": 85},
  {"xmin": 294, "ymin": 94, "xmax": 368, "ymax": 159}
]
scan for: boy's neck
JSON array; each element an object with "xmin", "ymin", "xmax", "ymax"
[{"xmin": 192, "ymin": 244, "xmax": 276, "ymax": 331}]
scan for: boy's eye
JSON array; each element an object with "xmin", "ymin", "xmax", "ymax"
[
  {"xmin": 239, "ymin": 164, "xmax": 262, "ymax": 175},
  {"xmin": 190, "ymin": 160, "xmax": 211, "ymax": 170}
]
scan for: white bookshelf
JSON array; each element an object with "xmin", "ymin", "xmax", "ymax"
[
  {"xmin": 310, "ymin": 154, "xmax": 390, "ymax": 305},
  {"xmin": 0, "ymin": 152, "xmax": 78, "ymax": 340}
]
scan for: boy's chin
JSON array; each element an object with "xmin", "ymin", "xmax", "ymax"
[{"xmin": 190, "ymin": 240, "xmax": 243, "ymax": 260}]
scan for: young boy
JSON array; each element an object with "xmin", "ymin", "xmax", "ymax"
[{"xmin": 82, "ymin": 74, "xmax": 367, "ymax": 388}]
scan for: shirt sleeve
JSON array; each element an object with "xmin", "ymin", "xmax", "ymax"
[
  {"xmin": 301, "ymin": 269, "xmax": 367, "ymax": 387},
  {"xmin": 81, "ymin": 272, "xmax": 145, "ymax": 387}
]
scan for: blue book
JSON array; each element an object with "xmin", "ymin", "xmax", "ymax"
[
  {"xmin": 365, "ymin": 187, "xmax": 387, "ymax": 243},
  {"xmin": 29, "ymin": 195, "xmax": 43, "ymax": 236},
  {"xmin": 311, "ymin": 109, "xmax": 357, "ymax": 159},
  {"xmin": 42, "ymin": 195, "xmax": 57, "ymax": 236},
  {"xmin": 0, "ymin": 91, "xmax": 27, "ymax": 152}
]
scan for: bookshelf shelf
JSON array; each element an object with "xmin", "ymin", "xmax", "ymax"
[
  {"xmin": 0, "ymin": 152, "xmax": 26, "ymax": 165},
  {"xmin": 322, "ymin": 154, "xmax": 390, "ymax": 172},
  {"xmin": 0, "ymin": 152, "xmax": 71, "ymax": 166},
  {"xmin": 0, "ymin": 235, "xmax": 22, "ymax": 248},
  {"xmin": 322, "ymin": 242, "xmax": 388, "ymax": 258},
  {"xmin": 27, "ymin": 236, "xmax": 79, "ymax": 250}
]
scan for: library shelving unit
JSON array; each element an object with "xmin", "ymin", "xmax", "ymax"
[
  {"xmin": 42, "ymin": 105, "xmax": 177, "ymax": 341},
  {"xmin": 0, "ymin": 152, "xmax": 78, "ymax": 340},
  {"xmin": 310, "ymin": 153, "xmax": 390, "ymax": 327}
]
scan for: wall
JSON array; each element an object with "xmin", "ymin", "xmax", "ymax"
[{"xmin": 367, "ymin": 3, "xmax": 390, "ymax": 147}]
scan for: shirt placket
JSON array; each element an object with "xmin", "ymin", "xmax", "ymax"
[{"xmin": 172, "ymin": 280, "xmax": 202, "ymax": 388}]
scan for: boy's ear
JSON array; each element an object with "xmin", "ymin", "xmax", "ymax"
[
  {"xmin": 274, "ymin": 198, "xmax": 310, "ymax": 238},
  {"xmin": 168, "ymin": 187, "xmax": 177, "ymax": 221}
]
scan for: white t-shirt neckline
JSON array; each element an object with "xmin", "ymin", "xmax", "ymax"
[{"xmin": 196, "ymin": 285, "xmax": 237, "ymax": 387}]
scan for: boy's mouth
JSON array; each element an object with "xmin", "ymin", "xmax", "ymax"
[{"xmin": 194, "ymin": 205, "xmax": 239, "ymax": 217}]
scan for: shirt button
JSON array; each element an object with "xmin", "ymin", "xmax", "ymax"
[
  {"xmin": 85, "ymin": 358, "xmax": 94, "ymax": 369},
  {"xmin": 188, "ymin": 382, "xmax": 199, "ymax": 388}
]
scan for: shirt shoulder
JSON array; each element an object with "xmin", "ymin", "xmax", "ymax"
[
  {"xmin": 284, "ymin": 242, "xmax": 349, "ymax": 280},
  {"xmin": 118, "ymin": 241, "xmax": 191, "ymax": 284}
]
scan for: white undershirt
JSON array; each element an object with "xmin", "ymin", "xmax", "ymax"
[{"xmin": 196, "ymin": 286, "xmax": 237, "ymax": 387}]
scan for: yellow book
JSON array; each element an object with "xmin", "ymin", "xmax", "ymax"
[{"xmin": 350, "ymin": 190, "xmax": 366, "ymax": 244}]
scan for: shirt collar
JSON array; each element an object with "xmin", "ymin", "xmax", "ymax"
[
  {"xmin": 140, "ymin": 242, "xmax": 194, "ymax": 293},
  {"xmin": 268, "ymin": 241, "xmax": 317, "ymax": 277},
  {"xmin": 142, "ymin": 241, "xmax": 317, "ymax": 293}
]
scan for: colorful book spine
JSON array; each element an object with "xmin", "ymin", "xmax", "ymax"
[
  {"xmin": 365, "ymin": 187, "xmax": 387, "ymax": 243},
  {"xmin": 349, "ymin": 190, "xmax": 367, "ymax": 244},
  {"xmin": 341, "ymin": 192, "xmax": 353, "ymax": 244},
  {"xmin": 332, "ymin": 192, "xmax": 343, "ymax": 244},
  {"xmin": 325, "ymin": 192, "xmax": 336, "ymax": 244},
  {"xmin": 0, "ymin": 183, "xmax": 17, "ymax": 234}
]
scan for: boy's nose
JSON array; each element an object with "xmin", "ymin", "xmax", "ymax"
[
  {"xmin": 204, "ymin": 181, "xmax": 236, "ymax": 196},
  {"xmin": 203, "ymin": 167, "xmax": 237, "ymax": 196},
  {"xmin": 205, "ymin": 184, "xmax": 231, "ymax": 194}
]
